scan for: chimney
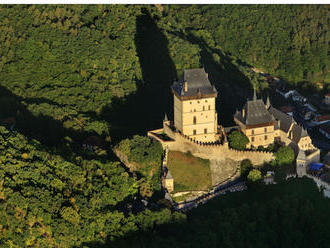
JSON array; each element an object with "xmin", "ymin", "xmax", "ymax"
[
  {"xmin": 184, "ymin": 81, "xmax": 188, "ymax": 92},
  {"xmin": 242, "ymin": 108, "xmax": 245, "ymax": 118}
]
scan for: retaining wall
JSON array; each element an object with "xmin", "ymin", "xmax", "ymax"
[{"xmin": 149, "ymin": 123, "xmax": 274, "ymax": 165}]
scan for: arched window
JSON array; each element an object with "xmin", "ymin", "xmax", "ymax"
[{"xmin": 193, "ymin": 116, "xmax": 197, "ymax": 124}]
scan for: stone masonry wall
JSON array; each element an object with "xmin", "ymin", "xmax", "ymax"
[{"xmin": 154, "ymin": 122, "xmax": 274, "ymax": 165}]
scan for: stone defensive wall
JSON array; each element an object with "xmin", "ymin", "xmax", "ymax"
[{"xmin": 148, "ymin": 122, "xmax": 274, "ymax": 165}]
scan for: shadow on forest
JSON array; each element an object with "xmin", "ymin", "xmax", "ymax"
[
  {"xmin": 0, "ymin": 8, "xmax": 255, "ymax": 150},
  {"xmin": 165, "ymin": 29, "xmax": 254, "ymax": 126},
  {"xmin": 0, "ymin": 9, "xmax": 265, "ymax": 248},
  {"xmin": 100, "ymin": 9, "xmax": 177, "ymax": 142},
  {"xmin": 0, "ymin": 9, "xmax": 178, "ymax": 149}
]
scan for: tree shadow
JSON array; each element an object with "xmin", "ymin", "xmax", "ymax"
[
  {"xmin": 100, "ymin": 8, "xmax": 177, "ymax": 143},
  {"xmin": 0, "ymin": 85, "xmax": 120, "ymax": 164},
  {"xmin": 166, "ymin": 30, "xmax": 254, "ymax": 126}
]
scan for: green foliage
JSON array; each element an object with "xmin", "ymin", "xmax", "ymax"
[
  {"xmin": 111, "ymin": 178, "xmax": 330, "ymax": 248},
  {"xmin": 0, "ymin": 126, "xmax": 179, "ymax": 247},
  {"xmin": 0, "ymin": 5, "xmax": 141, "ymax": 137},
  {"xmin": 247, "ymin": 169, "xmax": 262, "ymax": 182},
  {"xmin": 228, "ymin": 130, "xmax": 249, "ymax": 150},
  {"xmin": 117, "ymin": 135, "xmax": 163, "ymax": 197},
  {"xmin": 275, "ymin": 146, "xmax": 295, "ymax": 166},
  {"xmin": 0, "ymin": 5, "xmax": 328, "ymax": 247},
  {"xmin": 119, "ymin": 135, "xmax": 163, "ymax": 165},
  {"xmin": 240, "ymin": 159, "xmax": 253, "ymax": 179}
]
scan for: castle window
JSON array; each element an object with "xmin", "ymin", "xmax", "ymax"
[
  {"xmin": 205, "ymin": 100, "xmax": 208, "ymax": 102},
  {"xmin": 193, "ymin": 129, "xmax": 196, "ymax": 135},
  {"xmin": 208, "ymin": 105, "xmax": 211, "ymax": 110},
  {"xmin": 264, "ymin": 135, "xmax": 267, "ymax": 140},
  {"xmin": 251, "ymin": 137, "xmax": 255, "ymax": 142},
  {"xmin": 190, "ymin": 102, "xmax": 192, "ymax": 104},
  {"xmin": 252, "ymin": 130, "xmax": 254, "ymax": 135},
  {"xmin": 193, "ymin": 116, "xmax": 197, "ymax": 124},
  {"xmin": 194, "ymin": 109, "xmax": 196, "ymax": 112},
  {"xmin": 264, "ymin": 127, "xmax": 267, "ymax": 132},
  {"xmin": 204, "ymin": 128, "xmax": 207, "ymax": 134},
  {"xmin": 203, "ymin": 106, "xmax": 205, "ymax": 111},
  {"xmin": 197, "ymin": 101, "xmax": 200, "ymax": 103}
]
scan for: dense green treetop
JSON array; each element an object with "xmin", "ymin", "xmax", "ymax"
[
  {"xmin": 117, "ymin": 135, "xmax": 163, "ymax": 198},
  {"xmin": 0, "ymin": 126, "xmax": 183, "ymax": 247},
  {"xmin": 228, "ymin": 130, "xmax": 250, "ymax": 150},
  {"xmin": 0, "ymin": 5, "xmax": 328, "ymax": 140},
  {"xmin": 275, "ymin": 146, "xmax": 295, "ymax": 166},
  {"xmin": 0, "ymin": 5, "xmax": 329, "ymax": 247},
  {"xmin": 247, "ymin": 169, "xmax": 262, "ymax": 182}
]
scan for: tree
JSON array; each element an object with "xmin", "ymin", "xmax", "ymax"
[
  {"xmin": 247, "ymin": 169, "xmax": 262, "ymax": 182},
  {"xmin": 275, "ymin": 146, "xmax": 295, "ymax": 166},
  {"xmin": 228, "ymin": 131, "xmax": 249, "ymax": 150},
  {"xmin": 139, "ymin": 179, "xmax": 153, "ymax": 198},
  {"xmin": 240, "ymin": 159, "xmax": 253, "ymax": 179}
]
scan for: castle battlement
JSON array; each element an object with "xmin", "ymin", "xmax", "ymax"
[{"xmin": 148, "ymin": 122, "xmax": 274, "ymax": 165}]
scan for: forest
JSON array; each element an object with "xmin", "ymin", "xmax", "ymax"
[{"xmin": 0, "ymin": 4, "xmax": 329, "ymax": 247}]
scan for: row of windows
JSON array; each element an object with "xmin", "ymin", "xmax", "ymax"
[
  {"xmin": 190, "ymin": 105, "xmax": 211, "ymax": 112},
  {"xmin": 190, "ymin": 100, "xmax": 208, "ymax": 104},
  {"xmin": 251, "ymin": 135, "xmax": 268, "ymax": 142},
  {"xmin": 251, "ymin": 128, "xmax": 268, "ymax": 135},
  {"xmin": 193, "ymin": 116, "xmax": 210, "ymax": 124},
  {"xmin": 301, "ymin": 143, "xmax": 311, "ymax": 149},
  {"xmin": 193, "ymin": 129, "xmax": 208, "ymax": 135}
]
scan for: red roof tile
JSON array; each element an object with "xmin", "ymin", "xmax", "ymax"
[
  {"xmin": 316, "ymin": 115, "xmax": 330, "ymax": 122},
  {"xmin": 280, "ymin": 106, "xmax": 293, "ymax": 113}
]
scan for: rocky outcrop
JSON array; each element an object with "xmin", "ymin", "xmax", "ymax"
[{"xmin": 113, "ymin": 148, "xmax": 138, "ymax": 172}]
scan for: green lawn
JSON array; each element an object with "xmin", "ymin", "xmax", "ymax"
[{"xmin": 167, "ymin": 151, "xmax": 212, "ymax": 192}]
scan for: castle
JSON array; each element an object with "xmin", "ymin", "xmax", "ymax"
[{"xmin": 148, "ymin": 68, "xmax": 320, "ymax": 191}]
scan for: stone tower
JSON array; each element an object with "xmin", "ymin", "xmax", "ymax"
[{"xmin": 171, "ymin": 68, "xmax": 218, "ymax": 142}]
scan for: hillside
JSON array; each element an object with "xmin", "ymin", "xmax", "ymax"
[
  {"xmin": 109, "ymin": 179, "xmax": 330, "ymax": 248},
  {"xmin": 0, "ymin": 125, "xmax": 184, "ymax": 247},
  {"xmin": 0, "ymin": 4, "xmax": 329, "ymax": 247},
  {"xmin": 0, "ymin": 5, "xmax": 328, "ymax": 143}
]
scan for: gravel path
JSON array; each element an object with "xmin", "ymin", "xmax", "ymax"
[{"xmin": 210, "ymin": 158, "xmax": 240, "ymax": 186}]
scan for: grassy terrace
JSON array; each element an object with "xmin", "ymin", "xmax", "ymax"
[{"xmin": 167, "ymin": 151, "xmax": 212, "ymax": 192}]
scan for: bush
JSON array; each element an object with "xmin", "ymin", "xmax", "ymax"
[
  {"xmin": 275, "ymin": 146, "xmax": 295, "ymax": 166},
  {"xmin": 247, "ymin": 169, "xmax": 262, "ymax": 182},
  {"xmin": 240, "ymin": 159, "xmax": 253, "ymax": 179},
  {"xmin": 228, "ymin": 131, "xmax": 249, "ymax": 150}
]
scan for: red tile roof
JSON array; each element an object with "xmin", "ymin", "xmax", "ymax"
[
  {"xmin": 316, "ymin": 115, "xmax": 330, "ymax": 122},
  {"xmin": 280, "ymin": 106, "xmax": 293, "ymax": 113},
  {"xmin": 320, "ymin": 124, "xmax": 330, "ymax": 134},
  {"xmin": 83, "ymin": 136, "xmax": 104, "ymax": 147},
  {"xmin": 2, "ymin": 117, "xmax": 16, "ymax": 125}
]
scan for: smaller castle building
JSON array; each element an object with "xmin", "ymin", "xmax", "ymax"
[
  {"xmin": 234, "ymin": 91, "xmax": 276, "ymax": 148},
  {"xmin": 234, "ymin": 91, "xmax": 316, "ymax": 153}
]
